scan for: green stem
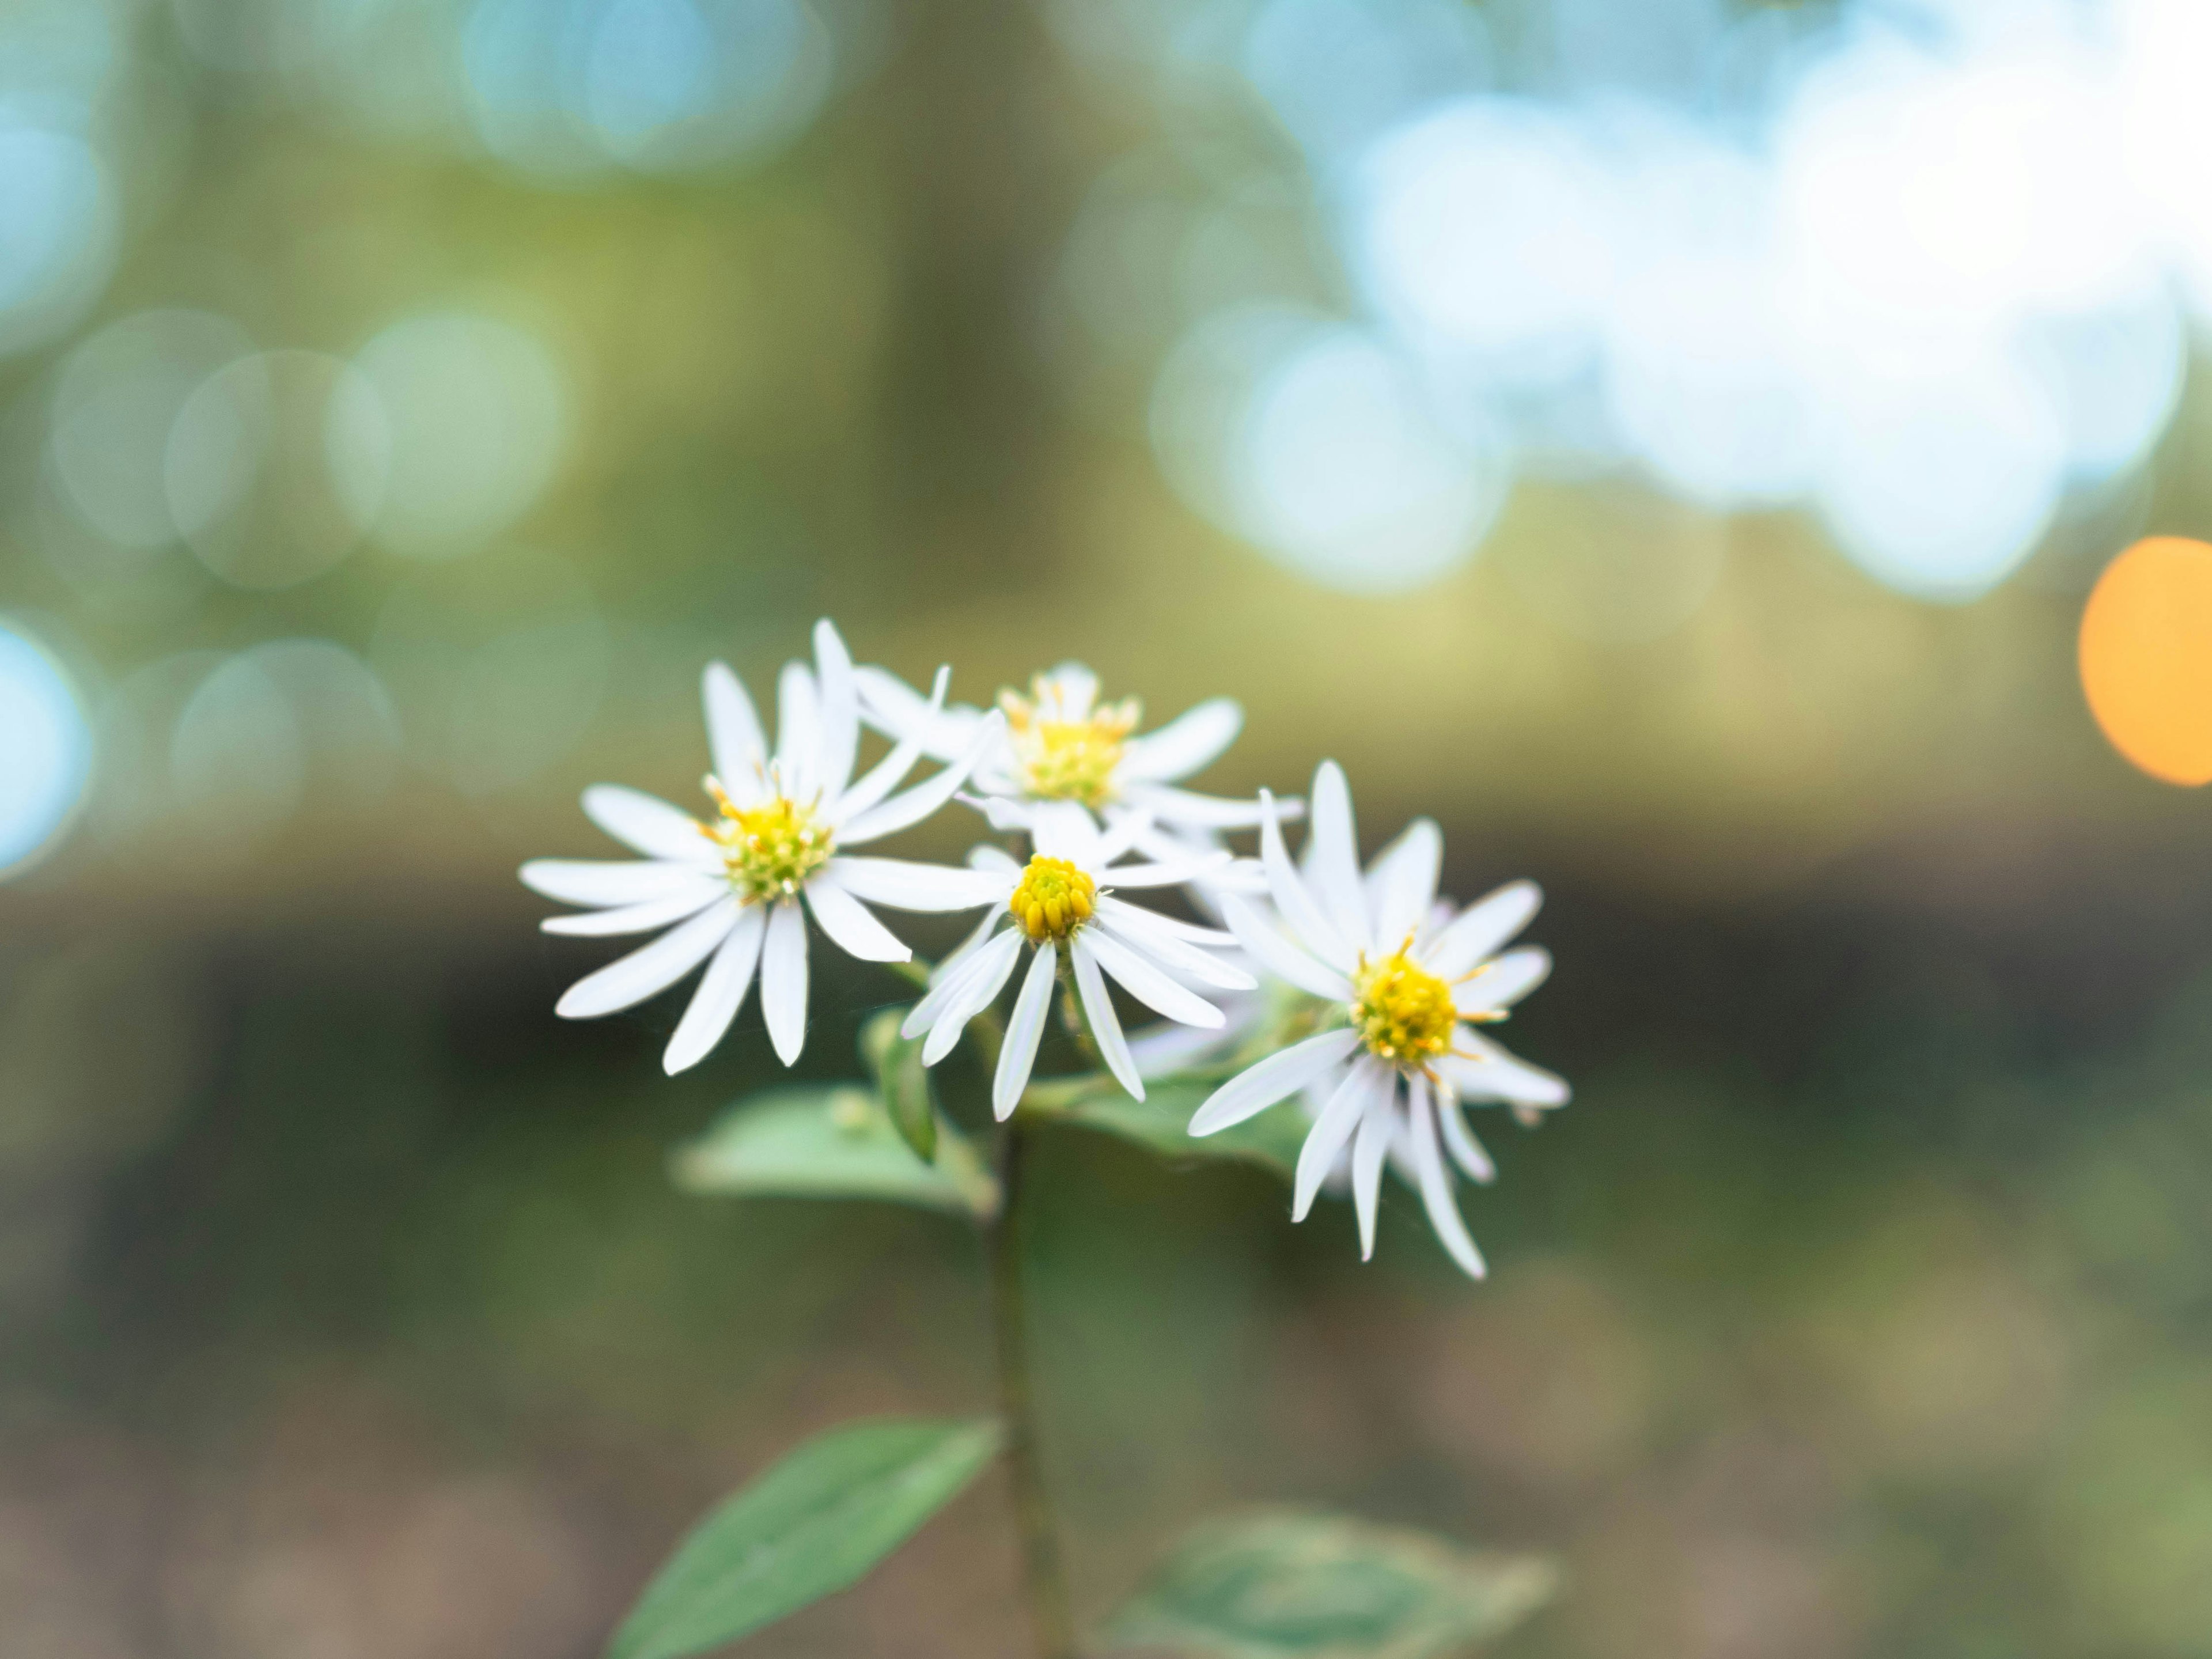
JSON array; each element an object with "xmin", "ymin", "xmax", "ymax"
[{"xmin": 986, "ymin": 1122, "xmax": 1077, "ymax": 1659}]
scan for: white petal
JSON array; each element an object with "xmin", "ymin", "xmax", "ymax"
[
  {"xmin": 1368, "ymin": 819, "xmax": 1442, "ymax": 949},
  {"xmin": 1128, "ymin": 1016, "xmax": 1237, "ymax": 1079},
  {"xmin": 541, "ymin": 879, "xmax": 727, "ymax": 935},
  {"xmin": 804, "ymin": 880, "xmax": 911, "ymax": 963},
  {"xmin": 520, "ymin": 858, "xmax": 700, "ymax": 907},
  {"xmin": 1308, "ymin": 761, "xmax": 1372, "ymax": 952},
  {"xmin": 837, "ymin": 711, "xmax": 1007, "ymax": 846},
  {"xmin": 1257, "ymin": 793, "xmax": 1355, "ymax": 973},
  {"xmin": 1097, "ymin": 895, "xmax": 1237, "ymax": 947},
  {"xmin": 1439, "ymin": 1031, "xmax": 1571, "ymax": 1107},
  {"xmin": 760, "ymin": 900, "xmax": 810, "ymax": 1065},
  {"xmin": 774, "ymin": 661, "xmax": 818, "ymax": 798},
  {"xmin": 823, "ymin": 855, "xmax": 1003, "ymax": 912},
  {"xmin": 1070, "ymin": 936, "xmax": 1143, "ymax": 1100},
  {"xmin": 662, "ymin": 906, "xmax": 768, "ymax": 1074},
  {"xmin": 854, "ymin": 663, "xmax": 974, "ymax": 757},
  {"xmin": 1219, "ymin": 895, "xmax": 1354, "ymax": 1001},
  {"xmin": 1094, "ymin": 902, "xmax": 1258, "ymax": 992},
  {"xmin": 1040, "ymin": 662, "xmax": 1098, "ymax": 721},
  {"xmin": 1122, "ymin": 785, "xmax": 1283, "ymax": 828},
  {"xmin": 1453, "ymin": 947, "xmax": 1552, "ymax": 1016},
  {"xmin": 1351, "ymin": 1097, "xmax": 1392, "ymax": 1260},
  {"xmin": 812, "ymin": 620, "xmax": 861, "ymax": 803},
  {"xmin": 1092, "ymin": 855, "xmax": 1230, "ymax": 889},
  {"xmin": 900, "ymin": 922, "xmax": 1012, "ymax": 1038},
  {"xmin": 582, "ymin": 785, "xmax": 718, "ymax": 864},
  {"xmin": 1119, "ymin": 698, "xmax": 1243, "ymax": 783},
  {"xmin": 1090, "ymin": 807, "xmax": 1155, "ymax": 866},
  {"xmin": 835, "ymin": 666, "xmax": 949, "ymax": 823},
  {"xmin": 703, "ymin": 662, "xmax": 768, "ymax": 805},
  {"xmin": 1434, "ymin": 1086, "xmax": 1498, "ymax": 1182},
  {"xmin": 1188, "ymin": 1028, "xmax": 1362, "ymax": 1135},
  {"xmin": 968, "ymin": 844, "xmax": 1022, "ymax": 876},
  {"xmin": 555, "ymin": 897, "xmax": 740, "ymax": 1019},
  {"xmin": 1029, "ymin": 801, "xmax": 1101, "ymax": 864},
  {"xmin": 1410, "ymin": 1080, "xmax": 1487, "ymax": 1279},
  {"xmin": 1294, "ymin": 1057, "xmax": 1384, "ymax": 1221},
  {"xmin": 922, "ymin": 930, "xmax": 1023, "ymax": 1064},
  {"xmin": 1080, "ymin": 926, "xmax": 1225, "ymax": 1029},
  {"xmin": 994, "ymin": 941, "xmax": 1058, "ymax": 1119},
  {"xmin": 972, "ymin": 793, "xmax": 1035, "ymax": 833},
  {"xmin": 1426, "ymin": 881, "xmax": 1543, "ymax": 978}
]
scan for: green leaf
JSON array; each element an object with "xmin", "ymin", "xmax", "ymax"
[
  {"xmin": 1021, "ymin": 1076, "xmax": 1309, "ymax": 1182},
  {"xmin": 608, "ymin": 1417, "xmax": 1005, "ymax": 1659},
  {"xmin": 1100, "ymin": 1509, "xmax": 1558, "ymax": 1659},
  {"xmin": 860, "ymin": 1007, "xmax": 937, "ymax": 1164},
  {"xmin": 671, "ymin": 1085, "xmax": 998, "ymax": 1219}
]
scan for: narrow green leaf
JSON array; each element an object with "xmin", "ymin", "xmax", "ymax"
[
  {"xmin": 671, "ymin": 1085, "xmax": 998, "ymax": 1218},
  {"xmin": 1021, "ymin": 1076, "xmax": 1309, "ymax": 1181},
  {"xmin": 1100, "ymin": 1509, "xmax": 1558, "ymax": 1659},
  {"xmin": 609, "ymin": 1417, "xmax": 1005, "ymax": 1659},
  {"xmin": 860, "ymin": 1007, "xmax": 937, "ymax": 1164}
]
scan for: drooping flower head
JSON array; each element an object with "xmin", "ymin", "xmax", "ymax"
[
  {"xmin": 900, "ymin": 802, "xmax": 1256, "ymax": 1119},
  {"xmin": 857, "ymin": 661, "xmax": 1285, "ymax": 849},
  {"xmin": 522, "ymin": 620, "xmax": 1002, "ymax": 1074},
  {"xmin": 1187, "ymin": 762, "xmax": 1568, "ymax": 1279}
]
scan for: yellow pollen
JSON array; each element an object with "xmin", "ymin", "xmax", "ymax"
[
  {"xmin": 706, "ymin": 785, "xmax": 833, "ymax": 902},
  {"xmin": 1007, "ymin": 854, "xmax": 1097, "ymax": 942},
  {"xmin": 1350, "ymin": 946, "xmax": 1456, "ymax": 1067},
  {"xmin": 1000, "ymin": 680, "xmax": 1140, "ymax": 807}
]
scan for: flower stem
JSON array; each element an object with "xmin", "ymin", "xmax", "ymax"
[{"xmin": 986, "ymin": 1122, "xmax": 1077, "ymax": 1659}]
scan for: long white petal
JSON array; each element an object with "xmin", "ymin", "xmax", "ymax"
[
  {"xmin": 922, "ymin": 930, "xmax": 1023, "ymax": 1064},
  {"xmin": 1294, "ymin": 1056, "xmax": 1384, "ymax": 1221},
  {"xmin": 1097, "ymin": 895, "xmax": 1237, "ymax": 947},
  {"xmin": 1119, "ymin": 698, "xmax": 1243, "ymax": 783},
  {"xmin": 541, "ymin": 879, "xmax": 726, "ymax": 935},
  {"xmin": 1368, "ymin": 819, "xmax": 1442, "ymax": 949},
  {"xmin": 1434, "ymin": 1085, "xmax": 1498, "ymax": 1181},
  {"xmin": 1308, "ymin": 761, "xmax": 1372, "ymax": 952},
  {"xmin": 1094, "ymin": 903, "xmax": 1257, "ymax": 991},
  {"xmin": 804, "ymin": 879, "xmax": 912, "ymax": 963},
  {"xmin": 823, "ymin": 855, "xmax": 1004, "ymax": 912},
  {"xmin": 662, "ymin": 906, "xmax": 768, "ymax": 1074},
  {"xmin": 1220, "ymin": 895, "xmax": 1354, "ymax": 1001},
  {"xmin": 810, "ymin": 619, "xmax": 861, "ymax": 803},
  {"xmin": 1257, "ymin": 793, "xmax": 1355, "ymax": 972},
  {"xmin": 1091, "ymin": 855, "xmax": 1229, "ymax": 889},
  {"xmin": 1453, "ymin": 947, "xmax": 1552, "ymax": 1016},
  {"xmin": 1091, "ymin": 808, "xmax": 1155, "ymax": 866},
  {"xmin": 520, "ymin": 858, "xmax": 701, "ymax": 907},
  {"xmin": 1029, "ymin": 800, "xmax": 1101, "ymax": 865},
  {"xmin": 994, "ymin": 941, "xmax": 1058, "ymax": 1119},
  {"xmin": 968, "ymin": 844, "xmax": 1022, "ymax": 876},
  {"xmin": 1426, "ymin": 881, "xmax": 1543, "ymax": 978},
  {"xmin": 854, "ymin": 663, "xmax": 974, "ymax": 757},
  {"xmin": 1440, "ymin": 1029, "xmax": 1571, "ymax": 1107},
  {"xmin": 1080, "ymin": 926, "xmax": 1225, "ymax": 1029},
  {"xmin": 1070, "ymin": 936, "xmax": 1144, "ymax": 1100},
  {"xmin": 837, "ymin": 711, "xmax": 1007, "ymax": 845},
  {"xmin": 1188, "ymin": 1028, "xmax": 1362, "ymax": 1135},
  {"xmin": 703, "ymin": 662, "xmax": 768, "ymax": 806},
  {"xmin": 834, "ymin": 666, "xmax": 949, "ymax": 823},
  {"xmin": 1128, "ymin": 1016, "xmax": 1238, "ymax": 1079},
  {"xmin": 1123, "ymin": 785, "xmax": 1285, "ymax": 828},
  {"xmin": 900, "ymin": 922, "xmax": 1013, "ymax": 1038},
  {"xmin": 1410, "ymin": 1080, "xmax": 1487, "ymax": 1279},
  {"xmin": 555, "ymin": 897, "xmax": 740, "ymax": 1018},
  {"xmin": 760, "ymin": 900, "xmax": 810, "ymax": 1065},
  {"xmin": 774, "ymin": 662, "xmax": 818, "ymax": 800},
  {"xmin": 1351, "ymin": 1097, "xmax": 1391, "ymax": 1260},
  {"xmin": 1041, "ymin": 661, "xmax": 1098, "ymax": 720},
  {"xmin": 582, "ymin": 785, "xmax": 718, "ymax": 864}
]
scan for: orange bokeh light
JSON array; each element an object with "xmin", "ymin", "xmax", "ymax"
[{"xmin": 2079, "ymin": 536, "xmax": 2212, "ymax": 787}]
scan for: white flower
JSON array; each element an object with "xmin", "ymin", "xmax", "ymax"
[
  {"xmin": 522, "ymin": 620, "xmax": 1006, "ymax": 1074},
  {"xmin": 1187, "ymin": 762, "xmax": 1569, "ymax": 1280},
  {"xmin": 855, "ymin": 661, "xmax": 1287, "ymax": 853},
  {"xmin": 899, "ymin": 802, "xmax": 1258, "ymax": 1118}
]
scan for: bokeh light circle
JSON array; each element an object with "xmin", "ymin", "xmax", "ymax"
[
  {"xmin": 0, "ymin": 619, "xmax": 93, "ymax": 877},
  {"xmin": 2079, "ymin": 536, "xmax": 2212, "ymax": 787}
]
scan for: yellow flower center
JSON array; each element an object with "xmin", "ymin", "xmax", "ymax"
[
  {"xmin": 1350, "ymin": 948, "xmax": 1456, "ymax": 1066},
  {"xmin": 1008, "ymin": 855, "xmax": 1097, "ymax": 942},
  {"xmin": 707, "ymin": 788, "xmax": 833, "ymax": 902},
  {"xmin": 1001, "ymin": 681, "xmax": 1140, "ymax": 807}
]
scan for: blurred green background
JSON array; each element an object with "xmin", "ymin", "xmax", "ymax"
[{"xmin": 6, "ymin": 0, "xmax": 2212, "ymax": 1654}]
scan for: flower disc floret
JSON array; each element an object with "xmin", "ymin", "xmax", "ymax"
[
  {"xmin": 1008, "ymin": 854, "xmax": 1097, "ymax": 942},
  {"xmin": 1001, "ymin": 681, "xmax": 1139, "ymax": 807},
  {"xmin": 711, "ymin": 792, "xmax": 833, "ymax": 902},
  {"xmin": 1350, "ymin": 948, "xmax": 1456, "ymax": 1066}
]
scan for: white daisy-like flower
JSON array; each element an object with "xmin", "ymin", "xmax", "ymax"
[
  {"xmin": 522, "ymin": 620, "xmax": 1006, "ymax": 1075},
  {"xmin": 899, "ymin": 802, "xmax": 1259, "ymax": 1119},
  {"xmin": 855, "ymin": 661, "xmax": 1286, "ymax": 851},
  {"xmin": 1187, "ymin": 762, "xmax": 1569, "ymax": 1280}
]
